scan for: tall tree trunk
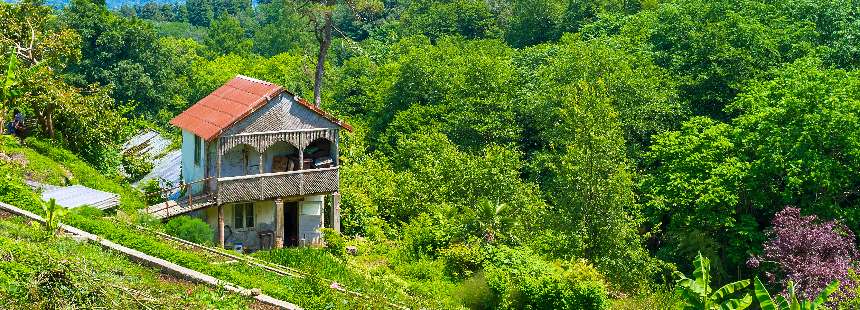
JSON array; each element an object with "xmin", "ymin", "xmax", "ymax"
[{"xmin": 312, "ymin": 9, "xmax": 332, "ymax": 107}]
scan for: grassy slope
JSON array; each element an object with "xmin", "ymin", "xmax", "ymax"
[
  {"xmin": 0, "ymin": 135, "xmax": 677, "ymax": 309},
  {"xmin": 254, "ymin": 243, "xmax": 463, "ymax": 309},
  {"xmin": 0, "ymin": 212, "xmax": 252, "ymax": 309},
  {"xmin": 0, "ymin": 136, "xmax": 431, "ymax": 309}
]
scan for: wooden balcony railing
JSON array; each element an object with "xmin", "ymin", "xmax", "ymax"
[{"xmin": 216, "ymin": 167, "xmax": 339, "ymax": 204}]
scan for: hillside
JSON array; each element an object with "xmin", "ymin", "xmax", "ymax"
[
  {"xmin": 0, "ymin": 137, "xmax": 448, "ymax": 308},
  {"xmin": 0, "ymin": 209, "xmax": 254, "ymax": 309},
  {"xmin": 3, "ymin": 0, "xmax": 860, "ymax": 309}
]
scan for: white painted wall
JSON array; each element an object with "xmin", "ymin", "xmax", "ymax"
[
  {"xmin": 299, "ymin": 195, "xmax": 324, "ymax": 245},
  {"xmin": 181, "ymin": 130, "xmax": 207, "ymax": 194}
]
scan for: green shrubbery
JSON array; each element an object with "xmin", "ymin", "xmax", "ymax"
[
  {"xmin": 483, "ymin": 246, "xmax": 610, "ymax": 310},
  {"xmin": 165, "ymin": 216, "xmax": 213, "ymax": 244},
  {"xmin": 121, "ymin": 152, "xmax": 153, "ymax": 182},
  {"xmin": 441, "ymin": 242, "xmax": 486, "ymax": 279},
  {"xmin": 320, "ymin": 228, "xmax": 346, "ymax": 257}
]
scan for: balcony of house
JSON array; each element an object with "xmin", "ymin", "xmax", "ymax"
[{"xmin": 215, "ymin": 128, "xmax": 340, "ymax": 204}]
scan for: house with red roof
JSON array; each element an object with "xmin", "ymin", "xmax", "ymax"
[{"xmin": 148, "ymin": 75, "xmax": 351, "ymax": 251}]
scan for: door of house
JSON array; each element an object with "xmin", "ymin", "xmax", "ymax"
[{"xmin": 285, "ymin": 201, "xmax": 299, "ymax": 247}]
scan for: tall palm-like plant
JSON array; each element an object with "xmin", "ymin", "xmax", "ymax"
[
  {"xmin": 41, "ymin": 198, "xmax": 66, "ymax": 235},
  {"xmin": 754, "ymin": 277, "xmax": 838, "ymax": 310},
  {"xmin": 475, "ymin": 200, "xmax": 516, "ymax": 244},
  {"xmin": 675, "ymin": 252, "xmax": 752, "ymax": 310}
]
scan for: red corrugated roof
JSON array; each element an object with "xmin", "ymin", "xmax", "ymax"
[{"xmin": 170, "ymin": 75, "xmax": 353, "ymax": 141}]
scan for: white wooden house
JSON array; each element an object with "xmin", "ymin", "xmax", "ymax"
[{"xmin": 149, "ymin": 75, "xmax": 352, "ymax": 251}]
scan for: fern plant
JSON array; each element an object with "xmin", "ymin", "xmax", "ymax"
[
  {"xmin": 754, "ymin": 277, "xmax": 838, "ymax": 310},
  {"xmin": 675, "ymin": 252, "xmax": 752, "ymax": 310}
]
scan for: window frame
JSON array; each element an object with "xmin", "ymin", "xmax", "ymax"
[
  {"xmin": 233, "ymin": 203, "xmax": 254, "ymax": 230},
  {"xmin": 194, "ymin": 135, "xmax": 202, "ymax": 166}
]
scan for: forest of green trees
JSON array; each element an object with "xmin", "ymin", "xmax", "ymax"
[{"xmin": 2, "ymin": 0, "xmax": 860, "ymax": 308}]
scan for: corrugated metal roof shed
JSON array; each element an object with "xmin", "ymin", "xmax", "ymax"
[
  {"xmin": 136, "ymin": 150, "xmax": 181, "ymax": 188},
  {"xmin": 41, "ymin": 185, "xmax": 119, "ymax": 210},
  {"xmin": 122, "ymin": 130, "xmax": 182, "ymax": 188}
]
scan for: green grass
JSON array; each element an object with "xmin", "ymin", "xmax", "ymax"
[
  {"xmin": 0, "ymin": 135, "xmax": 477, "ymax": 308},
  {"xmin": 254, "ymin": 239, "xmax": 464, "ymax": 309},
  {"xmin": 0, "ymin": 214, "xmax": 252, "ymax": 309},
  {"xmin": 0, "ymin": 136, "xmax": 146, "ymax": 210},
  {"xmin": 0, "ymin": 138, "xmax": 400, "ymax": 309}
]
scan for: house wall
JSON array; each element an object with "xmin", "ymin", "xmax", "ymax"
[
  {"xmin": 203, "ymin": 200, "xmax": 276, "ymax": 251},
  {"xmin": 263, "ymin": 142, "xmax": 299, "ymax": 173},
  {"xmin": 181, "ymin": 130, "xmax": 207, "ymax": 194},
  {"xmin": 217, "ymin": 141, "xmax": 299, "ymax": 178},
  {"xmin": 199, "ymin": 194, "xmax": 326, "ymax": 250},
  {"xmin": 219, "ymin": 144, "xmax": 262, "ymax": 178}
]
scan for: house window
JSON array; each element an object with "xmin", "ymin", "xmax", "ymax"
[
  {"xmin": 233, "ymin": 203, "xmax": 254, "ymax": 229},
  {"xmin": 194, "ymin": 135, "xmax": 202, "ymax": 166}
]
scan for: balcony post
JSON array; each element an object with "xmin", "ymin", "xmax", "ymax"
[
  {"xmin": 259, "ymin": 152, "xmax": 264, "ymax": 174},
  {"xmin": 332, "ymin": 191, "xmax": 341, "ymax": 233},
  {"xmin": 333, "ymin": 129, "xmax": 339, "ymax": 166},
  {"xmin": 217, "ymin": 204, "xmax": 225, "ymax": 248},
  {"xmin": 216, "ymin": 138, "xmax": 222, "ymax": 204},
  {"xmin": 274, "ymin": 198, "xmax": 284, "ymax": 249}
]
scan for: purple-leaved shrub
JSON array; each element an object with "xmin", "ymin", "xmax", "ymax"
[{"xmin": 748, "ymin": 207, "xmax": 858, "ymax": 302}]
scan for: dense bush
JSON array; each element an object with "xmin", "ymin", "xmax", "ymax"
[
  {"xmin": 748, "ymin": 207, "xmax": 858, "ymax": 301},
  {"xmin": 455, "ymin": 271, "xmax": 496, "ymax": 310},
  {"xmin": 483, "ymin": 246, "xmax": 609, "ymax": 310},
  {"xmin": 441, "ymin": 243, "xmax": 487, "ymax": 279},
  {"xmin": 320, "ymin": 228, "xmax": 346, "ymax": 257},
  {"xmin": 164, "ymin": 216, "xmax": 213, "ymax": 244}
]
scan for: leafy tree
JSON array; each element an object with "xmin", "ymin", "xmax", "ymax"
[
  {"xmin": 518, "ymin": 35, "xmax": 685, "ymax": 157},
  {"xmin": 298, "ymin": 0, "xmax": 381, "ymax": 107},
  {"xmin": 640, "ymin": 117, "xmax": 753, "ymax": 280},
  {"xmin": 754, "ymin": 277, "xmax": 839, "ymax": 310},
  {"xmin": 212, "ymin": 0, "xmax": 250, "ymax": 18},
  {"xmin": 204, "ymin": 14, "xmax": 253, "ymax": 56},
  {"xmin": 0, "ymin": 1, "xmax": 80, "ymax": 70},
  {"xmin": 642, "ymin": 57, "xmax": 860, "ymax": 282},
  {"xmin": 504, "ymin": 0, "xmax": 565, "ymax": 47},
  {"xmin": 62, "ymin": 0, "xmax": 196, "ymax": 118},
  {"xmin": 526, "ymin": 81, "xmax": 649, "ymax": 288},
  {"xmin": 401, "ymin": 0, "xmax": 501, "ymax": 42},
  {"xmin": 675, "ymin": 252, "xmax": 752, "ymax": 310},
  {"xmin": 374, "ymin": 38, "xmax": 519, "ymax": 153},
  {"xmin": 186, "ymin": 0, "xmax": 214, "ymax": 26},
  {"xmin": 728, "ymin": 58, "xmax": 860, "ymax": 224},
  {"xmin": 639, "ymin": 0, "xmax": 818, "ymax": 118},
  {"xmin": 0, "ymin": 52, "xmax": 21, "ymax": 125},
  {"xmin": 252, "ymin": 0, "xmax": 313, "ymax": 56}
]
